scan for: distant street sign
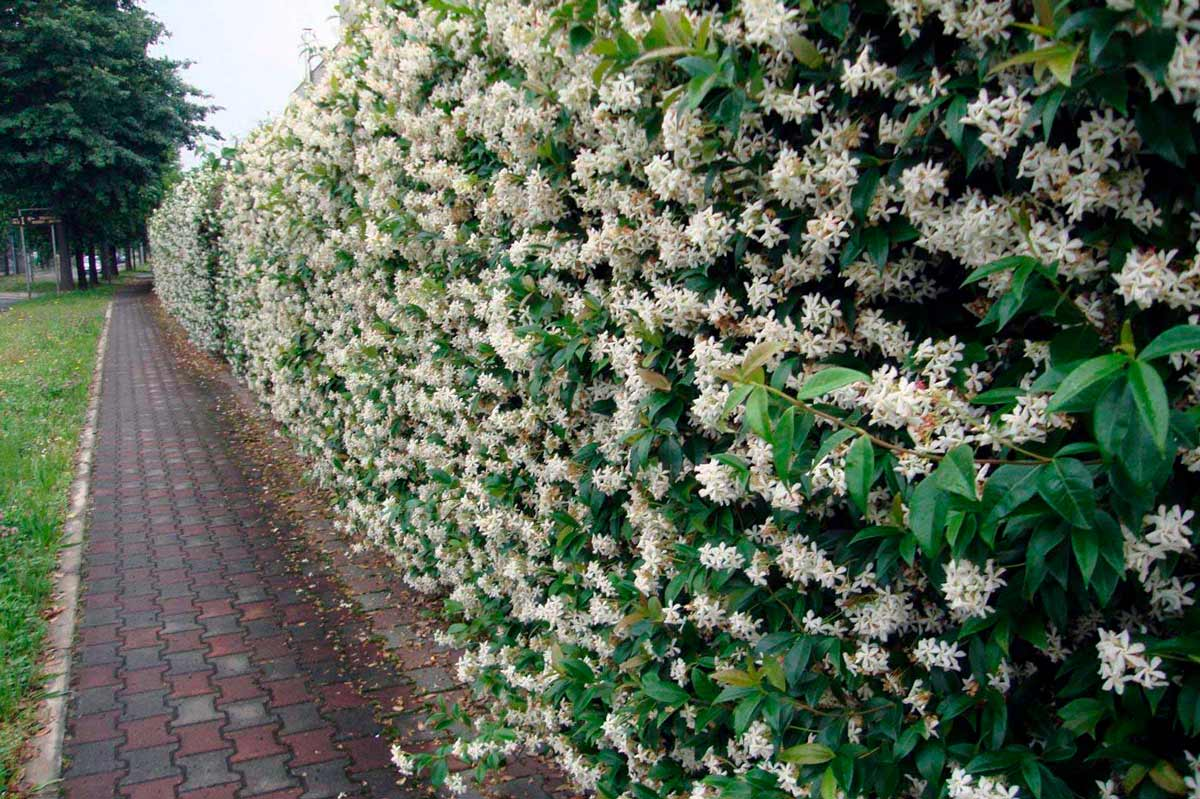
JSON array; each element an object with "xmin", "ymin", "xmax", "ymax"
[{"xmin": 12, "ymin": 208, "xmax": 60, "ymax": 226}]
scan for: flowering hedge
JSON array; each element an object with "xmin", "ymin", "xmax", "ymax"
[
  {"xmin": 149, "ymin": 1, "xmax": 1200, "ymax": 798},
  {"xmin": 148, "ymin": 163, "xmax": 225, "ymax": 352}
]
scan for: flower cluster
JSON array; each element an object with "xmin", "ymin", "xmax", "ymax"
[{"xmin": 149, "ymin": 1, "xmax": 1200, "ymax": 799}]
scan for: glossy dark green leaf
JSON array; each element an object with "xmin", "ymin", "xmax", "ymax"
[
  {"xmin": 1093, "ymin": 377, "xmax": 1135, "ymax": 458},
  {"xmin": 935, "ymin": 444, "xmax": 977, "ymax": 499},
  {"xmin": 1139, "ymin": 324, "xmax": 1200, "ymax": 361},
  {"xmin": 1127, "ymin": 360, "xmax": 1169, "ymax": 451},
  {"xmin": 779, "ymin": 743, "xmax": 835, "ymax": 765},
  {"xmin": 818, "ymin": 3, "xmax": 850, "ymax": 39},
  {"xmin": 909, "ymin": 478, "xmax": 947, "ymax": 557},
  {"xmin": 1036, "ymin": 459, "xmax": 1095, "ymax": 528},
  {"xmin": 1070, "ymin": 526, "xmax": 1099, "ymax": 584},
  {"xmin": 642, "ymin": 671, "xmax": 690, "ymax": 705},
  {"xmin": 1047, "ymin": 354, "xmax": 1127, "ymax": 413},
  {"xmin": 794, "ymin": 367, "xmax": 871, "ymax": 400},
  {"xmin": 845, "ymin": 434, "xmax": 874, "ymax": 513},
  {"xmin": 746, "ymin": 386, "xmax": 771, "ymax": 440}
]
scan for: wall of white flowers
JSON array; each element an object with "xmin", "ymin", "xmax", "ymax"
[{"xmin": 149, "ymin": 1, "xmax": 1200, "ymax": 798}]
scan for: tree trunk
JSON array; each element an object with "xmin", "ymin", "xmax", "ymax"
[
  {"xmin": 87, "ymin": 242, "xmax": 99, "ymax": 286},
  {"xmin": 56, "ymin": 223, "xmax": 74, "ymax": 291},
  {"xmin": 124, "ymin": 244, "xmax": 132, "ymax": 274},
  {"xmin": 74, "ymin": 247, "xmax": 88, "ymax": 289},
  {"xmin": 104, "ymin": 242, "xmax": 117, "ymax": 279},
  {"xmin": 3, "ymin": 233, "xmax": 12, "ymax": 275}
]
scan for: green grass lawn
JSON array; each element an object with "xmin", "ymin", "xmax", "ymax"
[
  {"xmin": 0, "ymin": 273, "xmax": 58, "ymax": 295},
  {"xmin": 0, "ymin": 285, "xmax": 113, "ymax": 791}
]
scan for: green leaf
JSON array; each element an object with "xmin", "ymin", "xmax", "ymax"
[
  {"xmin": 917, "ymin": 743, "xmax": 945, "ymax": 781},
  {"xmin": 568, "ymin": 25, "xmax": 594, "ymax": 54},
  {"xmin": 851, "ymin": 169, "xmax": 880, "ymax": 220},
  {"xmin": 1070, "ymin": 526, "xmax": 1099, "ymax": 584},
  {"xmin": 743, "ymin": 340, "xmax": 786, "ymax": 374},
  {"xmin": 935, "ymin": 444, "xmax": 977, "ymax": 499},
  {"xmin": 1045, "ymin": 42, "xmax": 1082, "ymax": 86},
  {"xmin": 787, "ymin": 34, "xmax": 825, "ymax": 68},
  {"xmin": 863, "ymin": 226, "xmax": 888, "ymax": 267},
  {"xmin": 1093, "ymin": 378, "xmax": 1135, "ymax": 458},
  {"xmin": 821, "ymin": 767, "xmax": 839, "ymax": 799},
  {"xmin": 1036, "ymin": 459, "xmax": 1095, "ymax": 528},
  {"xmin": 774, "ymin": 407, "xmax": 796, "ymax": 480},
  {"xmin": 986, "ymin": 464, "xmax": 1041, "ymax": 519},
  {"xmin": 1047, "ymin": 354, "xmax": 1127, "ymax": 413},
  {"xmin": 963, "ymin": 256, "xmax": 1040, "ymax": 286},
  {"xmin": 845, "ymin": 434, "xmax": 875, "ymax": 513},
  {"xmin": 1149, "ymin": 761, "xmax": 1188, "ymax": 796},
  {"xmin": 1139, "ymin": 325, "xmax": 1200, "ymax": 361},
  {"xmin": 1128, "ymin": 360, "xmax": 1170, "ymax": 452},
  {"xmin": 909, "ymin": 478, "xmax": 947, "ymax": 557},
  {"xmin": 638, "ymin": 368, "xmax": 672, "ymax": 392},
  {"xmin": 1058, "ymin": 697, "xmax": 1105, "ymax": 736},
  {"xmin": 641, "ymin": 671, "xmax": 690, "ymax": 705},
  {"xmin": 794, "ymin": 367, "xmax": 871, "ymax": 400},
  {"xmin": 818, "ymin": 3, "xmax": 850, "ymax": 40},
  {"xmin": 733, "ymin": 694, "xmax": 763, "ymax": 735},
  {"xmin": 1136, "ymin": 100, "xmax": 1197, "ymax": 167},
  {"xmin": 1023, "ymin": 757, "xmax": 1043, "ymax": 798},
  {"xmin": 779, "ymin": 743, "xmax": 835, "ymax": 765},
  {"xmin": 746, "ymin": 387, "xmax": 771, "ymax": 440}
]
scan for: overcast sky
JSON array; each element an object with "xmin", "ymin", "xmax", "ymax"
[{"xmin": 144, "ymin": 0, "xmax": 340, "ymax": 167}]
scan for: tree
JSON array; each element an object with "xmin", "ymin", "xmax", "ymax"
[{"xmin": 0, "ymin": 0, "xmax": 213, "ymax": 289}]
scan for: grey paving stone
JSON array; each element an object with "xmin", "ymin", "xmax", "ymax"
[
  {"xmin": 76, "ymin": 685, "xmax": 120, "ymax": 715},
  {"xmin": 120, "ymin": 743, "xmax": 180, "ymax": 785},
  {"xmin": 235, "ymin": 753, "xmax": 298, "ymax": 796},
  {"xmin": 121, "ymin": 609, "xmax": 161, "ymax": 629},
  {"xmin": 162, "ymin": 612, "xmax": 202, "ymax": 634},
  {"xmin": 159, "ymin": 582, "xmax": 194, "ymax": 599},
  {"xmin": 296, "ymin": 757, "xmax": 358, "ymax": 799},
  {"xmin": 258, "ymin": 657, "xmax": 300, "ymax": 681},
  {"xmin": 494, "ymin": 776, "xmax": 555, "ymax": 799},
  {"xmin": 178, "ymin": 748, "xmax": 238, "ymax": 792},
  {"xmin": 244, "ymin": 618, "xmax": 283, "ymax": 639},
  {"xmin": 194, "ymin": 583, "xmax": 233, "ymax": 601},
  {"xmin": 409, "ymin": 666, "xmax": 457, "ymax": 694},
  {"xmin": 167, "ymin": 649, "xmax": 211, "ymax": 675},
  {"xmin": 356, "ymin": 591, "xmax": 394, "ymax": 611},
  {"xmin": 354, "ymin": 768, "xmax": 423, "ymax": 799},
  {"xmin": 327, "ymin": 707, "xmax": 384, "ymax": 741},
  {"xmin": 63, "ymin": 739, "xmax": 121, "ymax": 777},
  {"xmin": 201, "ymin": 613, "xmax": 242, "ymax": 637},
  {"xmin": 224, "ymin": 697, "xmax": 275, "ymax": 731},
  {"xmin": 235, "ymin": 586, "xmax": 269, "ymax": 604},
  {"xmin": 213, "ymin": 652, "xmax": 253, "ymax": 678},
  {"xmin": 122, "ymin": 689, "xmax": 171, "ymax": 721},
  {"xmin": 276, "ymin": 703, "xmax": 324, "ymax": 736},
  {"xmin": 170, "ymin": 693, "xmax": 222, "ymax": 727},
  {"xmin": 125, "ymin": 645, "xmax": 166, "ymax": 671},
  {"xmin": 81, "ymin": 642, "xmax": 122, "ymax": 666}
]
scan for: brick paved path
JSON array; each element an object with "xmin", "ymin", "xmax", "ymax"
[{"xmin": 60, "ymin": 282, "xmax": 408, "ymax": 799}]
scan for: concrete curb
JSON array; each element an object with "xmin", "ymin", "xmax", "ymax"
[{"xmin": 18, "ymin": 299, "xmax": 114, "ymax": 797}]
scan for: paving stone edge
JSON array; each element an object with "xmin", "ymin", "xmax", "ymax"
[{"xmin": 18, "ymin": 298, "xmax": 116, "ymax": 797}]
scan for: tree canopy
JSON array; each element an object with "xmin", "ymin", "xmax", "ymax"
[{"xmin": 0, "ymin": 0, "xmax": 212, "ymax": 249}]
